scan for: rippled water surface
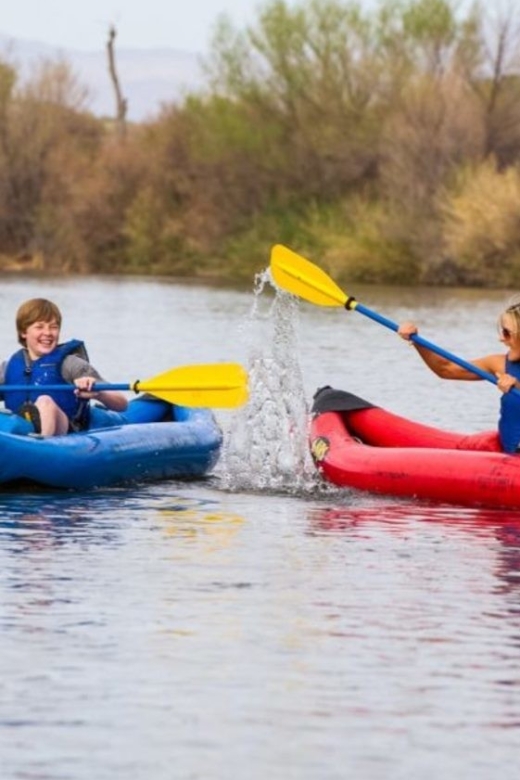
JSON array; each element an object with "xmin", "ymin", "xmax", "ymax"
[{"xmin": 1, "ymin": 272, "xmax": 519, "ymax": 779}]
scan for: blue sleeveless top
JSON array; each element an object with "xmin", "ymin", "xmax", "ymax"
[{"xmin": 498, "ymin": 356, "xmax": 520, "ymax": 452}]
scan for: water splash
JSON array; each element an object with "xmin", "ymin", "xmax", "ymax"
[{"xmin": 220, "ymin": 269, "xmax": 318, "ymax": 493}]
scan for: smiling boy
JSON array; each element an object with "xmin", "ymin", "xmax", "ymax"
[{"xmin": 0, "ymin": 298, "xmax": 127, "ymax": 436}]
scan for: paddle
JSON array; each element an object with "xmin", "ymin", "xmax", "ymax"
[
  {"xmin": 0, "ymin": 362, "xmax": 249, "ymax": 408},
  {"xmin": 270, "ymin": 243, "xmax": 517, "ymax": 393}
]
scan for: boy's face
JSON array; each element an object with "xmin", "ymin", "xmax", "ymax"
[{"xmin": 22, "ymin": 318, "xmax": 61, "ymax": 360}]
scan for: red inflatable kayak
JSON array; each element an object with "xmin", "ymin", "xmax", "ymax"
[{"xmin": 310, "ymin": 387, "xmax": 520, "ymax": 510}]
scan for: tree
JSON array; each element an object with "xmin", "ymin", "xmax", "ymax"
[
  {"xmin": 107, "ymin": 25, "xmax": 128, "ymax": 139},
  {"xmin": 0, "ymin": 57, "xmax": 103, "ymax": 269},
  {"xmin": 465, "ymin": 1, "xmax": 520, "ymax": 166}
]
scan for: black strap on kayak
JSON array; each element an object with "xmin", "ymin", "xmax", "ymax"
[{"xmin": 312, "ymin": 386, "xmax": 375, "ymax": 415}]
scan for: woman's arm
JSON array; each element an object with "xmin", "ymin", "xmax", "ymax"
[{"xmin": 398, "ymin": 322, "xmax": 505, "ymax": 381}]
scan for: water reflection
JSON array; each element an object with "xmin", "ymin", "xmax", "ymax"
[
  {"xmin": 0, "ymin": 492, "xmax": 124, "ymax": 551},
  {"xmin": 307, "ymin": 501, "xmax": 520, "ymax": 538},
  {"xmin": 307, "ymin": 500, "xmax": 520, "ymax": 659},
  {"xmin": 0, "ymin": 485, "xmax": 245, "ymax": 553},
  {"xmin": 157, "ymin": 496, "xmax": 245, "ymax": 553}
]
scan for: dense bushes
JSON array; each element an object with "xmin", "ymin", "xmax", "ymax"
[{"xmin": 2, "ymin": 0, "xmax": 520, "ymax": 286}]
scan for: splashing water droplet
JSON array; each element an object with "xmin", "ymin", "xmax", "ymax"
[{"xmin": 221, "ymin": 269, "xmax": 318, "ymax": 493}]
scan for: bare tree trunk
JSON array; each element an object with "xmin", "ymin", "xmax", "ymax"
[{"xmin": 107, "ymin": 25, "xmax": 127, "ymax": 139}]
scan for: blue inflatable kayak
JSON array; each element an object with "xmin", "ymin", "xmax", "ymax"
[{"xmin": 0, "ymin": 397, "xmax": 222, "ymax": 489}]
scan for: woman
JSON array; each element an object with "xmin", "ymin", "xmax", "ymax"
[
  {"xmin": 398, "ymin": 301, "xmax": 520, "ymax": 453},
  {"xmin": 0, "ymin": 298, "xmax": 128, "ymax": 436}
]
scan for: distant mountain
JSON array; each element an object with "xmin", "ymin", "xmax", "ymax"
[{"xmin": 0, "ymin": 33, "xmax": 206, "ymax": 121}]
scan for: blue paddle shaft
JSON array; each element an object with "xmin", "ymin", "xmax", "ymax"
[
  {"xmin": 354, "ymin": 302, "xmax": 520, "ymax": 396},
  {"xmin": 0, "ymin": 383, "xmax": 131, "ymax": 392}
]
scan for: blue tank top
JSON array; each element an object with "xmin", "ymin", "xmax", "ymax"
[{"xmin": 498, "ymin": 356, "xmax": 520, "ymax": 452}]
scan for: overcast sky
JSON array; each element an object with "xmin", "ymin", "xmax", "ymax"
[
  {"xmin": 0, "ymin": 1, "xmax": 478, "ymax": 55},
  {"xmin": 0, "ymin": 0, "xmax": 273, "ymax": 54}
]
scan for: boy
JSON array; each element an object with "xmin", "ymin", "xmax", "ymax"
[{"xmin": 0, "ymin": 298, "xmax": 127, "ymax": 436}]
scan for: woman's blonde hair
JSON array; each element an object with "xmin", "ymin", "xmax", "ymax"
[{"xmin": 16, "ymin": 299, "xmax": 62, "ymax": 346}]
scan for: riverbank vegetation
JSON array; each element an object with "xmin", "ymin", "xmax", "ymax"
[{"xmin": 2, "ymin": 0, "xmax": 520, "ymax": 286}]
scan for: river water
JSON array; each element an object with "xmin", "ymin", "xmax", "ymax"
[{"xmin": 0, "ymin": 270, "xmax": 519, "ymax": 779}]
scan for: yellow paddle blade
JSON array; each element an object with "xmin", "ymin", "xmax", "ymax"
[
  {"xmin": 135, "ymin": 363, "xmax": 249, "ymax": 408},
  {"xmin": 270, "ymin": 244, "xmax": 348, "ymax": 307}
]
